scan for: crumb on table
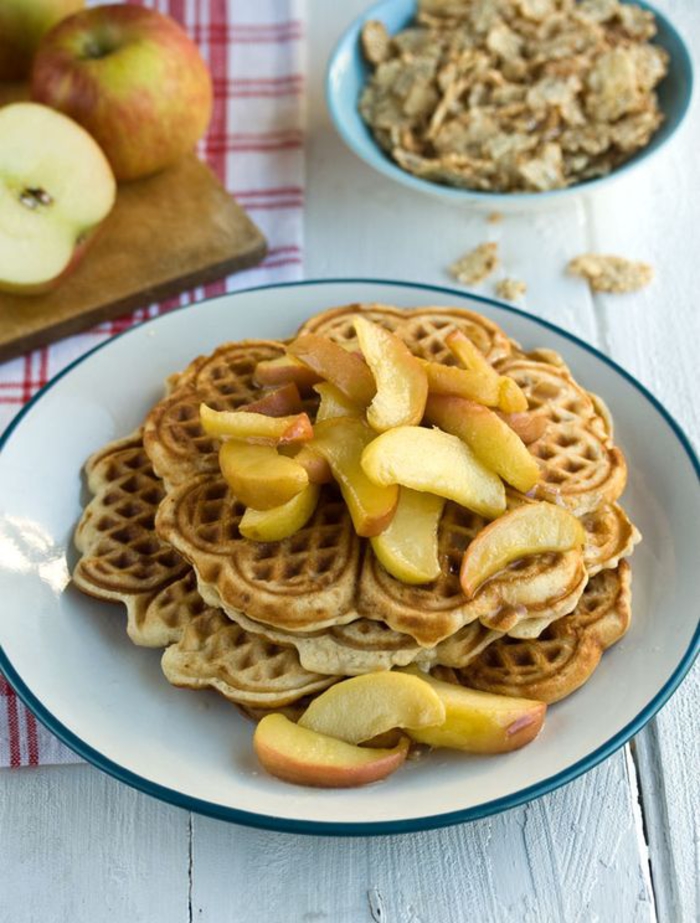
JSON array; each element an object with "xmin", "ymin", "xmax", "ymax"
[
  {"xmin": 567, "ymin": 253, "xmax": 653, "ymax": 293},
  {"xmin": 496, "ymin": 278, "xmax": 527, "ymax": 301},
  {"xmin": 450, "ymin": 242, "xmax": 499, "ymax": 285}
]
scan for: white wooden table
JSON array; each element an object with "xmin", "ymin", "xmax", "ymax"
[{"xmin": 1, "ymin": 3, "xmax": 698, "ymax": 920}]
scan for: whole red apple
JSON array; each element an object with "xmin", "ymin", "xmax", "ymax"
[
  {"xmin": 31, "ymin": 4, "xmax": 213, "ymax": 182},
  {"xmin": 0, "ymin": 0, "xmax": 84, "ymax": 81}
]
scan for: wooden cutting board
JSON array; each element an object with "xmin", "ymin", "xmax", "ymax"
[{"xmin": 0, "ymin": 152, "xmax": 267, "ymax": 363}]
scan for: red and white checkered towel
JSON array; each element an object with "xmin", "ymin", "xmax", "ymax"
[{"xmin": 0, "ymin": 0, "xmax": 305, "ymax": 768}]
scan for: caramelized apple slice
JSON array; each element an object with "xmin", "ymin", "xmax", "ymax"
[
  {"xmin": 299, "ymin": 673, "xmax": 445, "ymax": 744},
  {"xmin": 254, "ymin": 714, "xmax": 409, "ymax": 788},
  {"xmin": 401, "ymin": 667, "xmax": 547, "ymax": 753},
  {"xmin": 313, "ymin": 382, "xmax": 363, "ymax": 422},
  {"xmin": 498, "ymin": 411, "xmax": 547, "ymax": 445},
  {"xmin": 425, "ymin": 394, "xmax": 540, "ymax": 493},
  {"xmin": 446, "ymin": 329, "xmax": 528, "ymax": 412},
  {"xmin": 371, "ymin": 488, "xmax": 444, "ymax": 584},
  {"xmin": 361, "ymin": 426, "xmax": 506, "ymax": 519},
  {"xmin": 283, "ymin": 444, "xmax": 333, "ymax": 484},
  {"xmin": 201, "ymin": 405, "xmax": 313, "ymax": 445},
  {"xmin": 243, "ymin": 383, "xmax": 303, "ymax": 416},
  {"xmin": 419, "ymin": 360, "xmax": 501, "ymax": 406},
  {"xmin": 460, "ymin": 501, "xmax": 585, "ymax": 597},
  {"xmin": 311, "ymin": 418, "xmax": 398, "ymax": 537},
  {"xmin": 239, "ymin": 483, "xmax": 321, "ymax": 542},
  {"xmin": 219, "ymin": 440, "xmax": 308, "ymax": 510},
  {"xmin": 288, "ymin": 334, "xmax": 376, "ymax": 406},
  {"xmin": 354, "ymin": 316, "xmax": 428, "ymax": 431},
  {"xmin": 254, "ymin": 354, "xmax": 322, "ymax": 391}
]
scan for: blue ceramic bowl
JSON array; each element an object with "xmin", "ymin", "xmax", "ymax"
[{"xmin": 327, "ymin": 0, "xmax": 694, "ymax": 208}]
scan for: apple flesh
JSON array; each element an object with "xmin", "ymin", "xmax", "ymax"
[
  {"xmin": 371, "ymin": 488, "xmax": 445, "ymax": 584},
  {"xmin": 299, "ymin": 673, "xmax": 446, "ymax": 744},
  {"xmin": 0, "ymin": 0, "xmax": 84, "ymax": 81},
  {"xmin": 420, "ymin": 360, "xmax": 501, "ymax": 406},
  {"xmin": 254, "ymin": 714, "xmax": 409, "ymax": 788},
  {"xmin": 313, "ymin": 382, "xmax": 363, "ymax": 422},
  {"xmin": 282, "ymin": 444, "xmax": 333, "ymax": 484},
  {"xmin": 460, "ymin": 501, "xmax": 586, "ymax": 598},
  {"xmin": 0, "ymin": 102, "xmax": 115, "ymax": 295},
  {"xmin": 361, "ymin": 426, "xmax": 506, "ymax": 519},
  {"xmin": 354, "ymin": 315, "xmax": 428, "ymax": 431},
  {"xmin": 219, "ymin": 440, "xmax": 308, "ymax": 510},
  {"xmin": 254, "ymin": 355, "xmax": 322, "ymax": 391},
  {"xmin": 402, "ymin": 668, "xmax": 547, "ymax": 754},
  {"xmin": 31, "ymin": 5, "xmax": 213, "ymax": 181},
  {"xmin": 288, "ymin": 335, "xmax": 376, "ymax": 406},
  {"xmin": 243, "ymin": 384, "xmax": 303, "ymax": 417},
  {"xmin": 445, "ymin": 330, "xmax": 528, "ymax": 413},
  {"xmin": 425, "ymin": 394, "xmax": 540, "ymax": 493},
  {"xmin": 200, "ymin": 404, "xmax": 313, "ymax": 445},
  {"xmin": 311, "ymin": 418, "xmax": 398, "ymax": 537},
  {"xmin": 239, "ymin": 483, "xmax": 320, "ymax": 542}
]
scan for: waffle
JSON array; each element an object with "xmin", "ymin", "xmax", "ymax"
[
  {"xmin": 143, "ymin": 339, "xmax": 289, "ymax": 488},
  {"xmin": 451, "ymin": 562, "xmax": 632, "ymax": 703},
  {"xmin": 155, "ymin": 476, "xmax": 589, "ymax": 645},
  {"xmin": 73, "ymin": 433, "xmax": 338, "ymax": 707},
  {"xmin": 297, "ymin": 303, "xmax": 513, "ymax": 365}
]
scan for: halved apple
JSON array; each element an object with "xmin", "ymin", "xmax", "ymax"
[
  {"xmin": 361, "ymin": 426, "xmax": 506, "ymax": 519},
  {"xmin": 446, "ymin": 330, "xmax": 528, "ymax": 413},
  {"xmin": 311, "ymin": 417, "xmax": 398, "ymax": 537},
  {"xmin": 298, "ymin": 672, "xmax": 445, "ymax": 745},
  {"xmin": 371, "ymin": 488, "xmax": 445, "ymax": 584},
  {"xmin": 200, "ymin": 404, "xmax": 312, "ymax": 444},
  {"xmin": 313, "ymin": 382, "xmax": 363, "ymax": 422},
  {"xmin": 253, "ymin": 354, "xmax": 322, "ymax": 391},
  {"xmin": 401, "ymin": 667, "xmax": 547, "ymax": 753},
  {"xmin": 243, "ymin": 383, "xmax": 303, "ymax": 416},
  {"xmin": 219, "ymin": 440, "xmax": 308, "ymax": 510},
  {"xmin": 419, "ymin": 360, "xmax": 501, "ymax": 407},
  {"xmin": 354, "ymin": 315, "xmax": 428, "ymax": 431},
  {"xmin": 239, "ymin": 483, "xmax": 320, "ymax": 542},
  {"xmin": 288, "ymin": 334, "xmax": 376, "ymax": 406},
  {"xmin": 254, "ymin": 714, "xmax": 409, "ymax": 788},
  {"xmin": 425, "ymin": 394, "xmax": 540, "ymax": 493},
  {"xmin": 460, "ymin": 501, "xmax": 586, "ymax": 597},
  {"xmin": 0, "ymin": 102, "xmax": 116, "ymax": 295}
]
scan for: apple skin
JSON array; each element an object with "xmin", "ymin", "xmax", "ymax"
[
  {"xmin": 31, "ymin": 4, "xmax": 213, "ymax": 181},
  {"xmin": 0, "ymin": 226, "xmax": 96, "ymax": 297},
  {"xmin": 0, "ymin": 0, "xmax": 84, "ymax": 82}
]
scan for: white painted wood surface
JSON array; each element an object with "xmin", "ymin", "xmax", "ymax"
[{"xmin": 1, "ymin": 2, "xmax": 698, "ymax": 921}]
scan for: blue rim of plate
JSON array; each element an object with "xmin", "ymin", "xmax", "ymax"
[
  {"xmin": 1, "ymin": 278, "xmax": 698, "ymax": 836},
  {"xmin": 326, "ymin": 0, "xmax": 695, "ymax": 205}
]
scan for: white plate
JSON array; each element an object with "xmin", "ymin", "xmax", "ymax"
[{"xmin": 1, "ymin": 280, "xmax": 698, "ymax": 835}]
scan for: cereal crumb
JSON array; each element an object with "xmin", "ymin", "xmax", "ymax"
[
  {"xmin": 496, "ymin": 278, "xmax": 527, "ymax": 301},
  {"xmin": 450, "ymin": 243, "xmax": 499, "ymax": 285},
  {"xmin": 567, "ymin": 253, "xmax": 653, "ymax": 293},
  {"xmin": 487, "ymin": 212, "xmax": 504, "ymax": 224}
]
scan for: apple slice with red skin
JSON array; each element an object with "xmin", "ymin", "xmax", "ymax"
[
  {"xmin": 288, "ymin": 335, "xmax": 376, "ymax": 406},
  {"xmin": 281, "ymin": 444, "xmax": 333, "ymax": 484},
  {"xmin": 299, "ymin": 672, "xmax": 445, "ymax": 744},
  {"xmin": 243, "ymin": 383, "xmax": 303, "ymax": 417},
  {"xmin": 361, "ymin": 426, "xmax": 506, "ymax": 520},
  {"xmin": 460, "ymin": 501, "xmax": 586, "ymax": 598},
  {"xmin": 254, "ymin": 355, "xmax": 322, "ymax": 392},
  {"xmin": 311, "ymin": 418, "xmax": 398, "ymax": 537},
  {"xmin": 424, "ymin": 394, "xmax": 540, "ymax": 493},
  {"xmin": 200, "ymin": 404, "xmax": 313, "ymax": 445},
  {"xmin": 254, "ymin": 714, "xmax": 409, "ymax": 788},
  {"xmin": 353, "ymin": 315, "xmax": 428, "ymax": 431},
  {"xmin": 219, "ymin": 440, "xmax": 308, "ymax": 510},
  {"xmin": 0, "ymin": 103, "xmax": 115, "ymax": 295},
  {"xmin": 401, "ymin": 667, "xmax": 547, "ymax": 754},
  {"xmin": 31, "ymin": 4, "xmax": 213, "ymax": 182}
]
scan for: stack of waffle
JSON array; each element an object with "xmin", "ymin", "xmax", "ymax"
[{"xmin": 73, "ymin": 305, "xmax": 640, "ymax": 716}]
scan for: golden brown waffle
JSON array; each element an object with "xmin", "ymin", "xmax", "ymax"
[
  {"xmin": 499, "ymin": 356, "xmax": 628, "ymax": 514},
  {"xmin": 452, "ymin": 562, "xmax": 632, "ymax": 703},
  {"xmin": 143, "ymin": 339, "xmax": 288, "ymax": 488},
  {"xmin": 156, "ymin": 478, "xmax": 589, "ymax": 646},
  {"xmin": 297, "ymin": 303, "xmax": 513, "ymax": 365},
  {"xmin": 73, "ymin": 433, "xmax": 339, "ymax": 707},
  {"xmin": 160, "ymin": 610, "xmax": 335, "ymax": 708}
]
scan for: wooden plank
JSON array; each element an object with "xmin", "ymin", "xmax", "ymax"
[
  {"xmin": 190, "ymin": 755, "xmax": 653, "ymax": 923},
  {"xmin": 0, "ymin": 153, "xmax": 267, "ymax": 362},
  {"xmin": 0, "ymin": 765, "xmax": 190, "ymax": 923}
]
